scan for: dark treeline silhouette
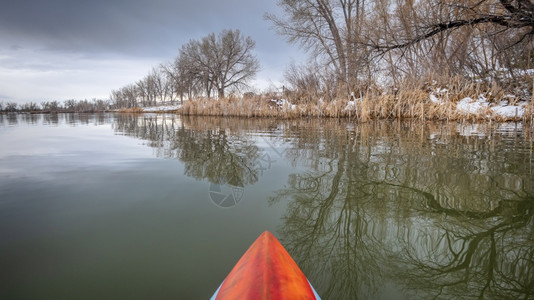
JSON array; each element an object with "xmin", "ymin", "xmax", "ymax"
[{"xmin": 0, "ymin": 99, "xmax": 111, "ymax": 114}]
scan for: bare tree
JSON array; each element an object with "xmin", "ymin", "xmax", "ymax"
[
  {"xmin": 148, "ymin": 67, "xmax": 174, "ymax": 105},
  {"xmin": 373, "ymin": 1, "xmax": 534, "ymax": 51},
  {"xmin": 284, "ymin": 61, "xmax": 338, "ymax": 102},
  {"xmin": 40, "ymin": 101, "xmax": 61, "ymax": 112},
  {"xmin": 179, "ymin": 39, "xmax": 215, "ymax": 98},
  {"xmin": 179, "ymin": 29, "xmax": 260, "ymax": 99},
  {"xmin": 111, "ymin": 84, "xmax": 139, "ymax": 108},
  {"xmin": 268, "ymin": 0, "xmax": 533, "ymax": 98},
  {"xmin": 266, "ymin": 0, "xmax": 374, "ymax": 93},
  {"xmin": 136, "ymin": 77, "xmax": 151, "ymax": 107},
  {"xmin": 368, "ymin": 0, "xmax": 534, "ymax": 93},
  {"xmin": 162, "ymin": 55, "xmax": 201, "ymax": 103},
  {"xmin": 5, "ymin": 102, "xmax": 18, "ymax": 112},
  {"xmin": 20, "ymin": 102, "xmax": 40, "ymax": 112}
]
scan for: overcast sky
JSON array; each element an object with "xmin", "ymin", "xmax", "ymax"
[{"xmin": 0, "ymin": 0, "xmax": 305, "ymax": 104}]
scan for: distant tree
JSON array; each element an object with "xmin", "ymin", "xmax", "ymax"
[
  {"xmin": 179, "ymin": 29, "xmax": 260, "ymax": 99},
  {"xmin": 109, "ymin": 90, "xmax": 123, "ymax": 108},
  {"xmin": 131, "ymin": 67, "xmax": 176, "ymax": 107},
  {"xmin": 20, "ymin": 102, "xmax": 39, "ymax": 112},
  {"xmin": 110, "ymin": 84, "xmax": 140, "ymax": 108},
  {"xmin": 110, "ymin": 29, "xmax": 260, "ymax": 106},
  {"xmin": 41, "ymin": 101, "xmax": 62, "ymax": 112},
  {"xmin": 136, "ymin": 76, "xmax": 153, "ymax": 107},
  {"xmin": 162, "ymin": 58, "xmax": 199, "ymax": 104},
  {"xmin": 149, "ymin": 67, "xmax": 170, "ymax": 104},
  {"xmin": 5, "ymin": 102, "xmax": 18, "ymax": 112},
  {"xmin": 173, "ymin": 46, "xmax": 214, "ymax": 98},
  {"xmin": 92, "ymin": 99, "xmax": 110, "ymax": 111},
  {"xmin": 76, "ymin": 100, "xmax": 91, "ymax": 112},
  {"xmin": 64, "ymin": 99, "xmax": 76, "ymax": 111}
]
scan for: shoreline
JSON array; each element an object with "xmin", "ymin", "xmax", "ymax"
[
  {"xmin": 116, "ymin": 94, "xmax": 533, "ymax": 123},
  {"xmin": 4, "ymin": 97, "xmax": 532, "ymax": 123},
  {"xmin": 3, "ymin": 107, "xmax": 531, "ymax": 123}
]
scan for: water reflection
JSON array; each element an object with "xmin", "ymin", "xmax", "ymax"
[
  {"xmin": 109, "ymin": 114, "xmax": 533, "ymax": 298},
  {"xmin": 20, "ymin": 113, "xmax": 41, "ymax": 125},
  {"xmin": 270, "ymin": 121, "xmax": 533, "ymax": 299},
  {"xmin": 107, "ymin": 114, "xmax": 534, "ymax": 298},
  {"xmin": 113, "ymin": 115, "xmax": 262, "ymax": 187},
  {"xmin": 36, "ymin": 113, "xmax": 532, "ymax": 298}
]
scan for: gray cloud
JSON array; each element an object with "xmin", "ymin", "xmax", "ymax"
[{"xmin": 1, "ymin": 0, "xmax": 293, "ymax": 57}]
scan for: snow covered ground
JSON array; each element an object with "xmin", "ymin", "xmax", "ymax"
[
  {"xmin": 429, "ymin": 89, "xmax": 529, "ymax": 119},
  {"xmin": 455, "ymin": 96, "xmax": 490, "ymax": 115},
  {"xmin": 141, "ymin": 105, "xmax": 182, "ymax": 112},
  {"xmin": 456, "ymin": 97, "xmax": 527, "ymax": 118}
]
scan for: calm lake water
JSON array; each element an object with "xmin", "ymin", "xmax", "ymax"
[{"xmin": 1, "ymin": 113, "xmax": 533, "ymax": 299}]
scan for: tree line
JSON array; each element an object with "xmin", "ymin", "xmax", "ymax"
[
  {"xmin": 111, "ymin": 29, "xmax": 260, "ymax": 109},
  {"xmin": 0, "ymin": 99, "xmax": 111, "ymax": 113}
]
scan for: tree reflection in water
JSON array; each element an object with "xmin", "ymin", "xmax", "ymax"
[
  {"xmin": 112, "ymin": 115, "xmax": 533, "ymax": 298},
  {"xmin": 113, "ymin": 114, "xmax": 262, "ymax": 187},
  {"xmin": 270, "ymin": 121, "xmax": 533, "ymax": 299}
]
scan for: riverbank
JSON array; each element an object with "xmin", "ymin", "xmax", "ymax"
[
  {"xmin": 178, "ymin": 95, "xmax": 529, "ymax": 122},
  {"xmin": 117, "ymin": 105, "xmax": 182, "ymax": 113},
  {"xmin": 124, "ymin": 92, "xmax": 532, "ymax": 123}
]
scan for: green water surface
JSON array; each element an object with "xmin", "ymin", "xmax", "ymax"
[{"xmin": 1, "ymin": 113, "xmax": 532, "ymax": 299}]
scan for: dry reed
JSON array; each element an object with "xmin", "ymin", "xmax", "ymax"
[
  {"xmin": 125, "ymin": 77, "xmax": 533, "ymax": 122},
  {"xmin": 118, "ymin": 107, "xmax": 144, "ymax": 113}
]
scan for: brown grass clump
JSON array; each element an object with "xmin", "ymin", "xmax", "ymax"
[
  {"xmin": 176, "ymin": 88, "xmax": 532, "ymax": 122},
  {"xmin": 118, "ymin": 107, "xmax": 144, "ymax": 113}
]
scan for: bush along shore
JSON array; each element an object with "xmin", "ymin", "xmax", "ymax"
[{"xmin": 120, "ymin": 83, "xmax": 534, "ymax": 123}]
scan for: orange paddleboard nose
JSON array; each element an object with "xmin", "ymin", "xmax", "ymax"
[{"xmin": 211, "ymin": 231, "xmax": 320, "ymax": 300}]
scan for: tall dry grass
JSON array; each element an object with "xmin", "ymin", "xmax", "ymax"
[
  {"xmin": 118, "ymin": 107, "xmax": 144, "ymax": 113},
  {"xmin": 158, "ymin": 76, "xmax": 534, "ymax": 122}
]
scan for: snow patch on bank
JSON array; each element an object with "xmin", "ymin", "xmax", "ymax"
[
  {"xmin": 429, "ymin": 87, "xmax": 448, "ymax": 105},
  {"xmin": 490, "ymin": 101, "xmax": 526, "ymax": 118},
  {"xmin": 271, "ymin": 99, "xmax": 296, "ymax": 110},
  {"xmin": 455, "ymin": 95, "xmax": 527, "ymax": 118},
  {"xmin": 429, "ymin": 88, "xmax": 529, "ymax": 119},
  {"xmin": 141, "ymin": 105, "xmax": 182, "ymax": 112},
  {"xmin": 456, "ymin": 96, "xmax": 489, "ymax": 115}
]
